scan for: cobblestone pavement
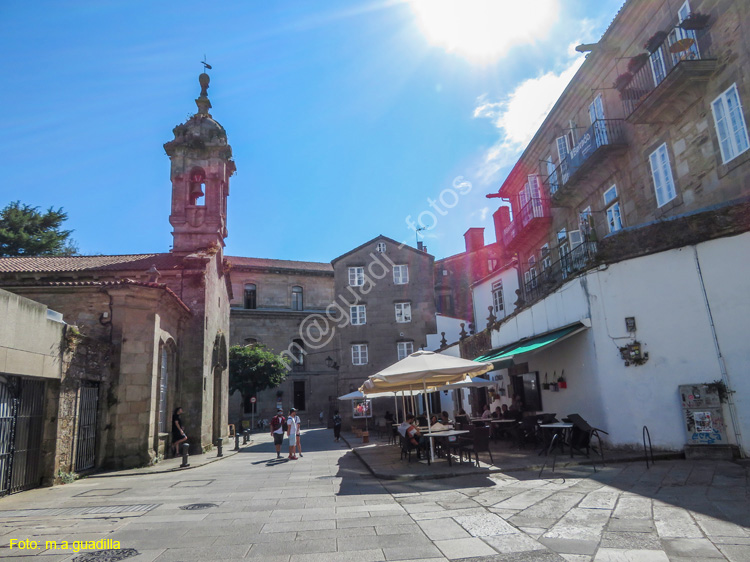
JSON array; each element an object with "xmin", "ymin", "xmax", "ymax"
[{"xmin": 0, "ymin": 428, "xmax": 748, "ymax": 562}]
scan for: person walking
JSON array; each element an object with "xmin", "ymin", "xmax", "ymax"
[
  {"xmin": 287, "ymin": 407, "xmax": 299, "ymax": 460},
  {"xmin": 333, "ymin": 410, "xmax": 342, "ymax": 442},
  {"xmin": 171, "ymin": 407, "xmax": 188, "ymax": 457},
  {"xmin": 270, "ymin": 409, "xmax": 286, "ymax": 459}
]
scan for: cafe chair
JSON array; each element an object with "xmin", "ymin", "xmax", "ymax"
[
  {"xmin": 460, "ymin": 425, "xmax": 493, "ymax": 467},
  {"xmin": 388, "ymin": 425, "xmax": 399, "ymax": 445},
  {"xmin": 511, "ymin": 417, "xmax": 540, "ymax": 449},
  {"xmin": 399, "ymin": 434, "xmax": 430, "ymax": 464},
  {"xmin": 564, "ymin": 413, "xmax": 608, "ymax": 460}
]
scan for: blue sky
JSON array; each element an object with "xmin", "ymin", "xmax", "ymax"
[{"xmin": 1, "ymin": 0, "xmax": 623, "ymax": 262}]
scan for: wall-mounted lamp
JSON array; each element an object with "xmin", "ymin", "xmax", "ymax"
[{"xmin": 325, "ymin": 356, "xmax": 340, "ymax": 370}]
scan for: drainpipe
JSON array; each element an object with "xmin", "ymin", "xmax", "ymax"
[{"xmin": 692, "ymin": 246, "xmax": 744, "ymax": 457}]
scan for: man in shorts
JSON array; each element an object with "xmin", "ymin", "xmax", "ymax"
[
  {"xmin": 287, "ymin": 407, "xmax": 299, "ymax": 460},
  {"xmin": 270, "ymin": 409, "xmax": 286, "ymax": 459}
]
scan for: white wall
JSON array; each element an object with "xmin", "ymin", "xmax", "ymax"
[
  {"xmin": 426, "ymin": 314, "xmax": 468, "ymax": 350},
  {"xmin": 486, "ymin": 232, "xmax": 750, "ymax": 455},
  {"xmin": 472, "ymin": 265, "xmax": 519, "ymax": 331}
]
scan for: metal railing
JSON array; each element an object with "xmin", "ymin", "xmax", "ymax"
[
  {"xmin": 621, "ymin": 25, "xmax": 713, "ymax": 117},
  {"xmin": 502, "ymin": 197, "xmax": 550, "ymax": 247},
  {"xmin": 543, "ymin": 119, "xmax": 626, "ymax": 196},
  {"xmin": 522, "ymin": 241, "xmax": 597, "ymax": 303}
]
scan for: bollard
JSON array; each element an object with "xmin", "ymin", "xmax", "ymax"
[
  {"xmin": 234, "ymin": 431, "xmax": 240, "ymax": 451},
  {"xmin": 180, "ymin": 443, "xmax": 190, "ymax": 468},
  {"xmin": 216, "ymin": 437, "xmax": 223, "ymax": 457}
]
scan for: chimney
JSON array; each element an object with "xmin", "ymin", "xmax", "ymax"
[
  {"xmin": 463, "ymin": 228, "xmax": 485, "ymax": 253},
  {"xmin": 493, "ymin": 207, "xmax": 511, "ymax": 246},
  {"xmin": 417, "ymin": 241, "xmax": 423, "ymax": 251}
]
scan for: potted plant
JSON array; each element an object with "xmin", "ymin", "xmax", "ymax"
[
  {"xmin": 627, "ymin": 53, "xmax": 649, "ymax": 73},
  {"xmin": 644, "ymin": 30, "xmax": 668, "ymax": 53},
  {"xmin": 614, "ymin": 72, "xmax": 633, "ymax": 92},
  {"xmin": 542, "ymin": 372, "xmax": 550, "ymax": 390},
  {"xmin": 558, "ymin": 370, "xmax": 567, "ymax": 389},
  {"xmin": 679, "ymin": 12, "xmax": 710, "ymax": 30}
]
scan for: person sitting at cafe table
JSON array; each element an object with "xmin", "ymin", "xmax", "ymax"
[
  {"xmin": 402, "ymin": 414, "xmax": 427, "ymax": 450},
  {"xmin": 440, "ymin": 411, "xmax": 453, "ymax": 425},
  {"xmin": 500, "ymin": 404, "xmax": 511, "ymax": 419},
  {"xmin": 481, "ymin": 404, "xmax": 492, "ymax": 419},
  {"xmin": 454, "ymin": 409, "xmax": 469, "ymax": 425},
  {"xmin": 430, "ymin": 414, "xmax": 439, "ymax": 426},
  {"xmin": 492, "ymin": 406, "xmax": 503, "ymax": 419}
]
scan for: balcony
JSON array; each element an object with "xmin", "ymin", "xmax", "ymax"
[
  {"xmin": 620, "ymin": 26, "xmax": 716, "ymax": 124},
  {"xmin": 501, "ymin": 197, "xmax": 552, "ymax": 251},
  {"xmin": 544, "ymin": 119, "xmax": 627, "ymax": 204},
  {"xmin": 521, "ymin": 241, "xmax": 597, "ymax": 304}
]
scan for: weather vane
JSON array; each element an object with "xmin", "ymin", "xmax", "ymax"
[{"xmin": 201, "ymin": 55, "xmax": 212, "ymax": 71}]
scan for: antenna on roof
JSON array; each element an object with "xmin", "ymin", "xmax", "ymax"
[
  {"xmin": 415, "ymin": 225, "xmax": 426, "ymax": 247},
  {"xmin": 201, "ymin": 55, "xmax": 212, "ymax": 71}
]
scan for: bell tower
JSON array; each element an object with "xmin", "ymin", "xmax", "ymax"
[{"xmin": 165, "ymin": 71, "xmax": 236, "ymax": 254}]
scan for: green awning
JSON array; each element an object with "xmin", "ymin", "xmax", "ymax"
[{"xmin": 474, "ymin": 323, "xmax": 587, "ymax": 367}]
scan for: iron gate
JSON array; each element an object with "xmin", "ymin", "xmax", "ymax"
[
  {"xmin": 75, "ymin": 382, "xmax": 99, "ymax": 472},
  {"xmin": 0, "ymin": 378, "xmax": 17, "ymax": 496},
  {"xmin": 0, "ymin": 377, "xmax": 46, "ymax": 496}
]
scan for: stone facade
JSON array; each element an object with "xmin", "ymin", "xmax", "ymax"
[
  {"xmin": 331, "ymin": 235, "xmax": 437, "ymax": 427},
  {"xmin": 227, "ymin": 257, "xmax": 338, "ymax": 427},
  {"xmin": 0, "ymin": 72, "xmax": 234, "ymax": 484},
  {"xmin": 487, "ymin": 0, "xmax": 750, "ymax": 315}
]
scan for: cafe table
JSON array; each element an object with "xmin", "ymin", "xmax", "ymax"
[
  {"xmin": 539, "ymin": 422, "xmax": 574, "ymax": 457},
  {"xmin": 426, "ymin": 429, "xmax": 470, "ymax": 466}
]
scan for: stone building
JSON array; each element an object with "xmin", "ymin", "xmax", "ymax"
[
  {"xmin": 0, "ymin": 71, "xmax": 234, "ymax": 490},
  {"xmin": 331, "ymin": 235, "xmax": 437, "ymax": 426},
  {"xmin": 461, "ymin": 0, "xmax": 750, "ymax": 457},
  {"xmin": 226, "ymin": 256, "xmax": 338, "ymax": 427}
]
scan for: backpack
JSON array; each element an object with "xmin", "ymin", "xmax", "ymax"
[{"xmin": 282, "ymin": 417, "xmax": 288, "ymax": 432}]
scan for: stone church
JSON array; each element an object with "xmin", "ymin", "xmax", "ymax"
[{"xmin": 0, "ymin": 72, "xmax": 233, "ymax": 491}]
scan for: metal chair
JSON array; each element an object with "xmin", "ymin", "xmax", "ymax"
[
  {"xmin": 460, "ymin": 425, "xmax": 493, "ymax": 467},
  {"xmin": 564, "ymin": 413, "xmax": 608, "ymax": 460}
]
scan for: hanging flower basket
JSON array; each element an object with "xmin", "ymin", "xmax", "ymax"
[
  {"xmin": 679, "ymin": 12, "xmax": 710, "ymax": 30},
  {"xmin": 627, "ymin": 53, "xmax": 649, "ymax": 73},
  {"xmin": 542, "ymin": 372, "xmax": 550, "ymax": 390},
  {"xmin": 644, "ymin": 31, "xmax": 668, "ymax": 54},
  {"xmin": 614, "ymin": 72, "xmax": 633, "ymax": 92}
]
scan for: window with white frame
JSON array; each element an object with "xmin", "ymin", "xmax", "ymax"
[
  {"xmin": 711, "ymin": 84, "xmax": 750, "ymax": 164},
  {"xmin": 491, "ymin": 280, "xmax": 504, "ymax": 315},
  {"xmin": 351, "ymin": 344, "xmax": 368, "ymax": 365},
  {"xmin": 350, "ymin": 305, "xmax": 366, "ymax": 325},
  {"xmin": 348, "ymin": 267, "xmax": 364, "ymax": 286},
  {"xmin": 397, "ymin": 341, "xmax": 413, "ymax": 361},
  {"xmin": 649, "ymin": 143, "xmax": 677, "ymax": 207},
  {"xmin": 395, "ymin": 302, "xmax": 412, "ymax": 323},
  {"xmin": 376, "ymin": 242, "xmax": 386, "ymax": 253},
  {"xmin": 546, "ymin": 156, "xmax": 558, "ymax": 195},
  {"xmin": 526, "ymin": 256, "xmax": 537, "ymax": 288},
  {"xmin": 603, "ymin": 185, "xmax": 623, "ymax": 232},
  {"xmin": 393, "ymin": 264, "xmax": 409, "ymax": 284}
]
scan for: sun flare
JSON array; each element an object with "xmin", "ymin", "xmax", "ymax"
[{"xmin": 409, "ymin": 0, "xmax": 560, "ymax": 62}]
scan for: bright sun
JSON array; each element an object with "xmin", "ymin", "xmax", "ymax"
[{"xmin": 409, "ymin": 0, "xmax": 560, "ymax": 62}]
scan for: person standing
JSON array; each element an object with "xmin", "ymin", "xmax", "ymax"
[
  {"xmin": 172, "ymin": 407, "xmax": 188, "ymax": 457},
  {"xmin": 287, "ymin": 407, "xmax": 299, "ymax": 459},
  {"xmin": 333, "ymin": 410, "xmax": 342, "ymax": 442},
  {"xmin": 293, "ymin": 409, "xmax": 303, "ymax": 457},
  {"xmin": 270, "ymin": 409, "xmax": 286, "ymax": 459}
]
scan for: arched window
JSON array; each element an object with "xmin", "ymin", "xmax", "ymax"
[
  {"xmin": 189, "ymin": 167, "xmax": 206, "ymax": 206},
  {"xmin": 291, "ymin": 286, "xmax": 303, "ymax": 311},
  {"xmin": 244, "ymin": 284, "xmax": 257, "ymax": 309}
]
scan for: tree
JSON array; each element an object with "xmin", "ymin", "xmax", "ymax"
[
  {"xmin": 229, "ymin": 344, "xmax": 289, "ymax": 414},
  {"xmin": 0, "ymin": 201, "xmax": 78, "ymax": 257}
]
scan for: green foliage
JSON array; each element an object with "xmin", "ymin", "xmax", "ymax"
[
  {"xmin": 56, "ymin": 470, "xmax": 79, "ymax": 484},
  {"xmin": 229, "ymin": 344, "xmax": 289, "ymax": 404},
  {"xmin": 0, "ymin": 201, "xmax": 78, "ymax": 256}
]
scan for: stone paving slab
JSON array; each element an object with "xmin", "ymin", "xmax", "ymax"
[{"xmin": 0, "ymin": 429, "xmax": 748, "ymax": 562}]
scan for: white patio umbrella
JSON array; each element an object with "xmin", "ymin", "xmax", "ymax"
[{"xmin": 360, "ymin": 351, "xmax": 494, "ymax": 460}]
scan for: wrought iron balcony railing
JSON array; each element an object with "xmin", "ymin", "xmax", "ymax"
[
  {"xmin": 543, "ymin": 119, "xmax": 627, "ymax": 197},
  {"xmin": 521, "ymin": 241, "xmax": 597, "ymax": 304},
  {"xmin": 502, "ymin": 196, "xmax": 550, "ymax": 247},
  {"xmin": 620, "ymin": 25, "xmax": 714, "ymax": 120}
]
